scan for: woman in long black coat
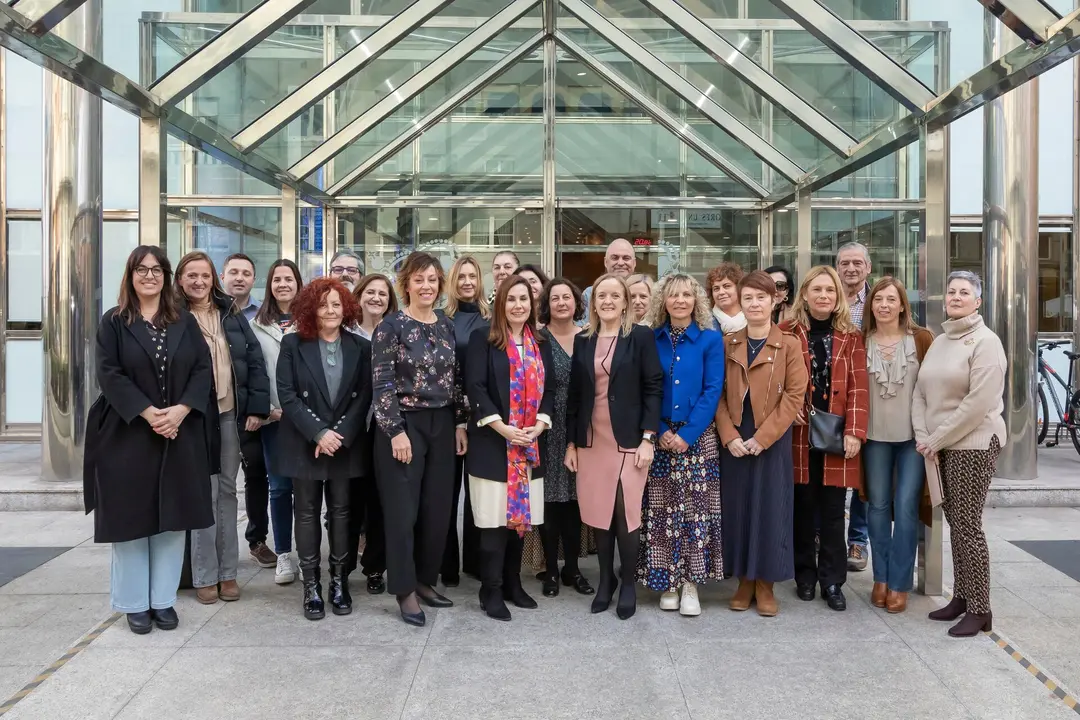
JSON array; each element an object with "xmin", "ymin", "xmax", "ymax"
[
  {"xmin": 84, "ymin": 245, "xmax": 214, "ymax": 636},
  {"xmin": 276, "ymin": 277, "xmax": 373, "ymax": 620}
]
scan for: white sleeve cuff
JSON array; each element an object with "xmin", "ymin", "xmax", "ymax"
[
  {"xmin": 536, "ymin": 413, "xmax": 552, "ymax": 427},
  {"xmin": 477, "ymin": 414, "xmax": 502, "ymax": 427}
]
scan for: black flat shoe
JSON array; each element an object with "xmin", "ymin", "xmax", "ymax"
[
  {"xmin": 796, "ymin": 583, "xmax": 816, "ymax": 601},
  {"xmin": 541, "ymin": 574, "xmax": 559, "ymax": 598},
  {"xmin": 442, "ymin": 574, "xmax": 461, "ymax": 588},
  {"xmin": 366, "ymin": 572, "xmax": 386, "ymax": 595},
  {"xmin": 150, "ymin": 607, "xmax": 178, "ymax": 631},
  {"xmin": 563, "ymin": 572, "xmax": 595, "ymax": 596},
  {"xmin": 417, "ymin": 589, "xmax": 454, "ymax": 608},
  {"xmin": 126, "ymin": 611, "xmax": 153, "ymax": 635},
  {"xmin": 821, "ymin": 584, "xmax": 847, "ymax": 611}
]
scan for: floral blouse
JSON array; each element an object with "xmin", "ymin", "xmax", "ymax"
[{"xmin": 372, "ymin": 310, "xmax": 467, "ymax": 437}]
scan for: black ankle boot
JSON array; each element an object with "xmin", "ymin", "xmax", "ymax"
[
  {"xmin": 948, "ymin": 610, "xmax": 992, "ymax": 637},
  {"xmin": 303, "ymin": 577, "xmax": 325, "ymax": 621},
  {"xmin": 929, "ymin": 595, "xmax": 967, "ymax": 622},
  {"xmin": 329, "ymin": 569, "xmax": 352, "ymax": 616},
  {"xmin": 480, "ymin": 586, "xmax": 511, "ymax": 621}
]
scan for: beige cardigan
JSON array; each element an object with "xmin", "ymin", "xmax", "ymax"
[{"xmin": 911, "ymin": 312, "xmax": 1007, "ymax": 452}]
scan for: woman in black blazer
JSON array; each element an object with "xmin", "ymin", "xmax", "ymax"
[
  {"xmin": 276, "ymin": 277, "xmax": 372, "ymax": 620},
  {"xmin": 565, "ymin": 273, "xmax": 663, "ymax": 620},
  {"xmin": 466, "ymin": 276, "xmax": 554, "ymax": 621},
  {"xmin": 85, "ymin": 246, "xmax": 214, "ymax": 635}
]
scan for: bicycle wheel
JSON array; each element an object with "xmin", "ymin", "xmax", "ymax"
[
  {"xmin": 1069, "ymin": 390, "xmax": 1080, "ymax": 456},
  {"xmin": 1037, "ymin": 383, "xmax": 1049, "ymax": 445}
]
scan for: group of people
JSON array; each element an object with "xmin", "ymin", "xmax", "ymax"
[{"xmin": 84, "ymin": 236, "xmax": 1007, "ymax": 641}]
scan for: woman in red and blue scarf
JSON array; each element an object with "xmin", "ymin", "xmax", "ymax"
[{"xmin": 465, "ymin": 275, "xmax": 555, "ymax": 621}]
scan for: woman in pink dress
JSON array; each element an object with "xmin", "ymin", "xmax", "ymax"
[{"xmin": 565, "ymin": 274, "xmax": 663, "ymax": 620}]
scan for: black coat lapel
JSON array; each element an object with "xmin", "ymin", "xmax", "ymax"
[
  {"xmin": 609, "ymin": 331, "xmax": 632, "ymax": 379},
  {"xmin": 299, "ymin": 339, "xmax": 333, "ymax": 407},
  {"xmin": 333, "ymin": 335, "xmax": 360, "ymax": 412},
  {"xmin": 583, "ymin": 333, "xmax": 599, "ymax": 383},
  {"xmin": 493, "ymin": 346, "xmax": 511, "ymax": 417},
  {"xmin": 164, "ymin": 314, "xmax": 190, "ymax": 370},
  {"xmin": 126, "ymin": 318, "xmax": 159, "ymax": 368}
]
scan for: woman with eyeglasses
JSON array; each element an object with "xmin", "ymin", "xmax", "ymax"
[
  {"xmin": 765, "ymin": 266, "xmax": 796, "ymax": 325},
  {"xmin": 176, "ymin": 251, "xmax": 271, "ymax": 606},
  {"xmin": 86, "ymin": 246, "xmax": 214, "ymax": 635},
  {"xmin": 442, "ymin": 256, "xmax": 491, "ymax": 586},
  {"xmin": 251, "ymin": 259, "xmax": 304, "ymax": 585}
]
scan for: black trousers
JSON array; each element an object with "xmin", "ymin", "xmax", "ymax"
[
  {"xmin": 346, "ymin": 476, "xmax": 386, "ymax": 576},
  {"xmin": 375, "ymin": 407, "xmax": 456, "ymax": 596},
  {"xmin": 240, "ymin": 426, "xmax": 269, "ymax": 548},
  {"xmin": 793, "ymin": 451, "xmax": 848, "ymax": 589},
  {"xmin": 478, "ymin": 527, "xmax": 525, "ymax": 593},
  {"xmin": 294, "ymin": 475, "xmax": 351, "ymax": 579},
  {"xmin": 442, "ymin": 455, "xmax": 481, "ymax": 579},
  {"xmin": 540, "ymin": 500, "xmax": 583, "ymax": 578}
]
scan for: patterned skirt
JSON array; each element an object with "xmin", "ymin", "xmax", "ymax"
[{"xmin": 637, "ymin": 424, "xmax": 724, "ymax": 592}]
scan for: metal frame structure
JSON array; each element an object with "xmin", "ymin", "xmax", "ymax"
[{"xmin": 979, "ymin": 0, "xmax": 1062, "ymax": 44}]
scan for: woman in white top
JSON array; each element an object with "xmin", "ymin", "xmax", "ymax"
[
  {"xmin": 354, "ymin": 274, "xmax": 397, "ymax": 340},
  {"xmin": 707, "ymin": 262, "xmax": 747, "ymax": 334},
  {"xmin": 251, "ymin": 259, "xmax": 303, "ymax": 585}
]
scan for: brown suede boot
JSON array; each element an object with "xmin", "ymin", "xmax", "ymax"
[
  {"xmin": 886, "ymin": 590, "xmax": 908, "ymax": 614},
  {"xmin": 871, "ymin": 582, "xmax": 888, "ymax": 608},
  {"xmin": 755, "ymin": 580, "xmax": 778, "ymax": 617},
  {"xmin": 729, "ymin": 578, "xmax": 755, "ymax": 611},
  {"xmin": 195, "ymin": 586, "xmax": 219, "ymax": 605},
  {"xmin": 219, "ymin": 579, "xmax": 241, "ymax": 602}
]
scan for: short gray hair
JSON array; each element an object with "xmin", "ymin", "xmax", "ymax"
[
  {"xmin": 330, "ymin": 249, "xmax": 364, "ymax": 272},
  {"xmin": 947, "ymin": 270, "xmax": 983, "ymax": 298},
  {"xmin": 835, "ymin": 241, "xmax": 870, "ymax": 264}
]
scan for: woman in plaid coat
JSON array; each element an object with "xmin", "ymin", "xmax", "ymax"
[{"xmin": 780, "ymin": 266, "xmax": 869, "ymax": 612}]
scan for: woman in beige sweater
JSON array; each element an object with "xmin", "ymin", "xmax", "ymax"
[{"xmin": 912, "ymin": 270, "xmax": 1007, "ymax": 638}]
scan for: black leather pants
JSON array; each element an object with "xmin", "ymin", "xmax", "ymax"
[{"xmin": 294, "ymin": 476, "xmax": 351, "ymax": 580}]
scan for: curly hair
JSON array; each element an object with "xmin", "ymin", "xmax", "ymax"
[
  {"xmin": 291, "ymin": 277, "xmax": 360, "ymax": 340},
  {"xmin": 705, "ymin": 262, "xmax": 745, "ymax": 309},
  {"xmin": 538, "ymin": 277, "xmax": 585, "ymax": 324},
  {"xmin": 646, "ymin": 273, "xmax": 713, "ymax": 331}
]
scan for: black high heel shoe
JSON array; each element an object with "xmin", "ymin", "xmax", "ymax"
[
  {"xmin": 591, "ymin": 574, "xmax": 618, "ymax": 614},
  {"xmin": 417, "ymin": 587, "xmax": 454, "ymax": 608},
  {"xmin": 397, "ymin": 594, "xmax": 426, "ymax": 627},
  {"xmin": 615, "ymin": 581, "xmax": 637, "ymax": 620}
]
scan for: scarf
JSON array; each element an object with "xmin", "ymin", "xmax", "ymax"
[
  {"xmin": 191, "ymin": 297, "xmax": 234, "ymax": 413},
  {"xmin": 505, "ymin": 325, "xmax": 545, "ymax": 537},
  {"xmin": 712, "ymin": 307, "xmax": 747, "ymax": 334}
]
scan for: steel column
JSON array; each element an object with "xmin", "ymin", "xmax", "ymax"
[
  {"xmin": 983, "ymin": 16, "xmax": 1039, "ymax": 481},
  {"xmin": 10, "ymin": 0, "xmax": 88, "ymax": 36},
  {"xmin": 918, "ymin": 124, "xmax": 949, "ymax": 597},
  {"xmin": 41, "ymin": 0, "xmax": 101, "ymax": 481},
  {"xmin": 282, "ymin": 186, "xmax": 298, "ymax": 262},
  {"xmin": 542, "ymin": 0, "xmax": 556, "ymax": 278},
  {"xmin": 980, "ymin": 0, "xmax": 1062, "ymax": 45},
  {"xmin": 139, "ymin": 117, "xmax": 168, "ymax": 247},
  {"xmin": 796, "ymin": 187, "xmax": 812, "ymax": 280}
]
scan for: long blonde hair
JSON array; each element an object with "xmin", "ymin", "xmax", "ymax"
[
  {"xmin": 647, "ymin": 273, "xmax": 713, "ymax": 331},
  {"xmin": 444, "ymin": 256, "xmax": 490, "ymax": 319},
  {"xmin": 583, "ymin": 274, "xmax": 634, "ymax": 337},
  {"xmin": 791, "ymin": 265, "xmax": 857, "ymax": 334}
]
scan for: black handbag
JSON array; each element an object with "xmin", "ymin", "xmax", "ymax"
[{"xmin": 808, "ymin": 405, "xmax": 846, "ymax": 456}]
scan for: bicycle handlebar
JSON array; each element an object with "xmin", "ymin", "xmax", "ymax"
[{"xmin": 1039, "ymin": 341, "xmax": 1064, "ymax": 351}]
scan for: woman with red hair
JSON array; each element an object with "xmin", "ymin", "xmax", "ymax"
[{"xmin": 276, "ymin": 277, "xmax": 373, "ymax": 620}]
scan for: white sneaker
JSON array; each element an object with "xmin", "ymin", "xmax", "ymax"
[
  {"xmin": 660, "ymin": 590, "xmax": 680, "ymax": 611},
  {"xmin": 679, "ymin": 583, "xmax": 701, "ymax": 616},
  {"xmin": 275, "ymin": 553, "xmax": 296, "ymax": 585}
]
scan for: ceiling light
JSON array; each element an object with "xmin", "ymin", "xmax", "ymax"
[{"xmin": 577, "ymin": 72, "xmax": 586, "ymax": 76}]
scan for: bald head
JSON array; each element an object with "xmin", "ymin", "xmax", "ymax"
[{"xmin": 605, "ymin": 238, "xmax": 636, "ymax": 277}]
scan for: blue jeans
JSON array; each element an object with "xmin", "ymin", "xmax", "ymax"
[
  {"xmin": 111, "ymin": 531, "xmax": 186, "ymax": 613},
  {"xmin": 261, "ymin": 422, "xmax": 294, "ymax": 554},
  {"xmin": 863, "ymin": 439, "xmax": 924, "ymax": 592},
  {"xmin": 848, "ymin": 492, "xmax": 868, "ymax": 548}
]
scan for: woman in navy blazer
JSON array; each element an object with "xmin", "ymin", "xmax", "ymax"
[{"xmin": 637, "ymin": 273, "xmax": 726, "ymax": 617}]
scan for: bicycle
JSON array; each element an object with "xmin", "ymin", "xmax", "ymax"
[{"xmin": 1036, "ymin": 340, "xmax": 1080, "ymax": 454}]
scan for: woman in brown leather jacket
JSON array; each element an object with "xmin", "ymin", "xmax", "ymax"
[{"xmin": 715, "ymin": 270, "xmax": 807, "ymax": 617}]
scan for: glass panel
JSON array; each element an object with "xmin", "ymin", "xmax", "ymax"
[
  {"xmin": 151, "ymin": 24, "xmax": 228, "ymax": 82},
  {"xmin": 949, "ymin": 228, "xmax": 1075, "ymax": 334},
  {"xmin": 339, "ymin": 48, "xmax": 545, "ymax": 196},
  {"xmin": 172, "ymin": 145, "xmax": 282, "ymax": 196},
  {"xmin": 337, "ymin": 207, "xmax": 542, "ymax": 287},
  {"xmin": 558, "ymin": 207, "xmax": 759, "ymax": 290},
  {"xmin": 588, "ymin": 0, "xmax": 739, "ymax": 18},
  {"xmin": 5, "ymin": 52, "xmax": 43, "ymax": 210},
  {"xmin": 299, "ymin": 206, "xmax": 326, "ymax": 281},
  {"xmin": 5, "ymin": 339, "xmax": 43, "ymax": 424},
  {"xmin": 176, "ymin": 206, "xmax": 282, "ymax": 298},
  {"xmin": 102, "ymin": 221, "xmax": 140, "ymax": 315},
  {"xmin": 771, "ymin": 208, "xmax": 797, "ymax": 276},
  {"xmin": 748, "ymin": 0, "xmax": 900, "ymax": 20},
  {"xmin": 7, "ymin": 220, "xmax": 42, "ymax": 327}
]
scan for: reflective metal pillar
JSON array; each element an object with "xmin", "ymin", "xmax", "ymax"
[
  {"xmin": 983, "ymin": 15, "xmax": 1039, "ymax": 481},
  {"xmin": 41, "ymin": 1, "xmax": 103, "ymax": 481},
  {"xmin": 139, "ymin": 117, "xmax": 167, "ymax": 247},
  {"xmin": 796, "ymin": 187, "xmax": 811, "ymax": 279},
  {"xmin": 541, "ymin": 0, "xmax": 556, "ymax": 277},
  {"xmin": 281, "ymin": 187, "xmax": 298, "ymax": 263}
]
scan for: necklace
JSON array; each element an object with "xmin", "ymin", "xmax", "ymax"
[
  {"xmin": 324, "ymin": 337, "xmax": 340, "ymax": 366},
  {"xmin": 748, "ymin": 336, "xmax": 767, "ymax": 354}
]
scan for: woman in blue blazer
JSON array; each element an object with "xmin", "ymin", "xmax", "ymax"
[{"xmin": 637, "ymin": 273, "xmax": 726, "ymax": 617}]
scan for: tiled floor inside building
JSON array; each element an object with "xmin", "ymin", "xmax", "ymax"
[{"xmin": 2, "ymin": 506, "xmax": 1080, "ymax": 719}]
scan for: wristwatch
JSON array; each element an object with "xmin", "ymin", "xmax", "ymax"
[{"xmin": 642, "ymin": 431, "xmax": 656, "ymax": 444}]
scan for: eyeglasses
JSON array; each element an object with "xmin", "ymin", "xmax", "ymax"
[
  {"xmin": 330, "ymin": 266, "xmax": 361, "ymax": 277},
  {"xmin": 135, "ymin": 266, "xmax": 164, "ymax": 278}
]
